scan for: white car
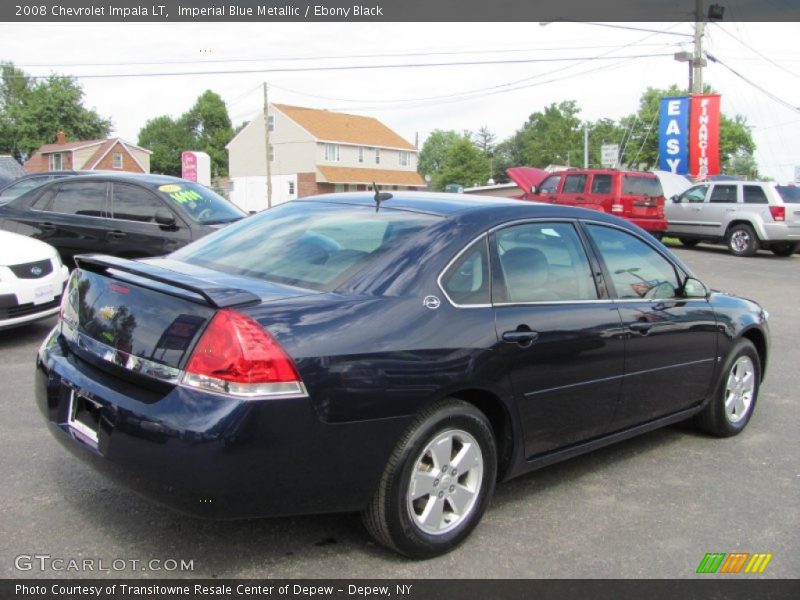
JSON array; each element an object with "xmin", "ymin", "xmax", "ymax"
[{"xmin": 0, "ymin": 231, "xmax": 69, "ymax": 329}]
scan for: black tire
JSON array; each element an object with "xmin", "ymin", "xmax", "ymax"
[
  {"xmin": 362, "ymin": 399, "xmax": 497, "ymax": 558},
  {"xmin": 695, "ymin": 339, "xmax": 761, "ymax": 437},
  {"xmin": 679, "ymin": 237, "xmax": 700, "ymax": 248},
  {"xmin": 727, "ymin": 223, "xmax": 759, "ymax": 257},
  {"xmin": 770, "ymin": 242, "xmax": 798, "ymax": 257}
]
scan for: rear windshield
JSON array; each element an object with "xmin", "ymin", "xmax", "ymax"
[
  {"xmin": 622, "ymin": 175, "xmax": 663, "ymax": 197},
  {"xmin": 154, "ymin": 182, "xmax": 245, "ymax": 224},
  {"xmin": 172, "ymin": 201, "xmax": 441, "ymax": 291},
  {"xmin": 776, "ymin": 185, "xmax": 800, "ymax": 204}
]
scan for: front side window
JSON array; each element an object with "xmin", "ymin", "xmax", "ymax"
[
  {"xmin": 494, "ymin": 222, "xmax": 597, "ymax": 303},
  {"xmin": 586, "ymin": 224, "xmax": 680, "ymax": 300},
  {"xmin": 562, "ymin": 174, "xmax": 587, "ymax": 194},
  {"xmin": 709, "ymin": 184, "xmax": 738, "ymax": 203},
  {"xmin": 172, "ymin": 202, "xmax": 441, "ymax": 291},
  {"xmin": 539, "ymin": 175, "xmax": 561, "ymax": 194},
  {"xmin": 111, "ymin": 183, "xmax": 169, "ymax": 223},
  {"xmin": 441, "ymin": 237, "xmax": 490, "ymax": 306},
  {"xmin": 49, "ymin": 182, "xmax": 107, "ymax": 217},
  {"xmin": 156, "ymin": 181, "xmax": 244, "ymax": 225},
  {"xmin": 324, "ymin": 144, "xmax": 340, "ymax": 162},
  {"xmin": 678, "ymin": 184, "xmax": 708, "ymax": 203}
]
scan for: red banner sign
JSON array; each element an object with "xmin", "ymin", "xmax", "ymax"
[{"xmin": 688, "ymin": 94, "xmax": 721, "ymax": 179}]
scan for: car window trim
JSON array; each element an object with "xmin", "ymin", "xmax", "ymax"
[{"xmin": 436, "ymin": 233, "xmax": 492, "ymax": 309}]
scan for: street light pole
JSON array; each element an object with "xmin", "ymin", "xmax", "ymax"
[{"xmin": 693, "ymin": 0, "xmax": 705, "ymax": 94}]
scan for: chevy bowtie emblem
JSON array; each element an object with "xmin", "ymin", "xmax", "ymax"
[{"xmin": 423, "ymin": 295, "xmax": 441, "ymax": 310}]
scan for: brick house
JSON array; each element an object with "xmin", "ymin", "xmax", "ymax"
[
  {"xmin": 226, "ymin": 104, "xmax": 425, "ymax": 212},
  {"xmin": 24, "ymin": 131, "xmax": 151, "ymax": 174}
]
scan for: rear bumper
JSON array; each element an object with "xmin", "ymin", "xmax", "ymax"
[
  {"xmin": 35, "ymin": 329, "xmax": 407, "ymax": 519},
  {"xmin": 759, "ymin": 222, "xmax": 800, "ymax": 242},
  {"xmin": 629, "ymin": 218, "xmax": 668, "ymax": 232}
]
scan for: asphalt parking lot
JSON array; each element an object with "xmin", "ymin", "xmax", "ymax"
[{"xmin": 0, "ymin": 243, "xmax": 797, "ymax": 579}]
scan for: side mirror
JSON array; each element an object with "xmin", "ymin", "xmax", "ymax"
[
  {"xmin": 681, "ymin": 276, "xmax": 709, "ymax": 299},
  {"xmin": 530, "ymin": 185, "xmax": 539, "ymax": 194},
  {"xmin": 154, "ymin": 209, "xmax": 176, "ymax": 227},
  {"xmin": 671, "ymin": 195, "xmax": 681, "ymax": 203}
]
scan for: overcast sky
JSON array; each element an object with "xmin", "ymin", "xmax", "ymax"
[{"xmin": 2, "ymin": 21, "xmax": 799, "ymax": 182}]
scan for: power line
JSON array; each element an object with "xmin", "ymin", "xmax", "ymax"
[
  {"xmin": 11, "ymin": 42, "xmax": 679, "ymax": 69},
  {"xmin": 10, "ymin": 52, "xmax": 676, "ymax": 81},
  {"xmin": 706, "ymin": 52, "xmax": 800, "ymax": 113},
  {"xmin": 710, "ymin": 22, "xmax": 800, "ymax": 81}
]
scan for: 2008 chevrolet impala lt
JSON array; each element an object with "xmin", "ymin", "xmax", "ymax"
[{"xmin": 36, "ymin": 193, "xmax": 769, "ymax": 558}]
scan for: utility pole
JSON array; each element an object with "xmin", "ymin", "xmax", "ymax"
[
  {"xmin": 583, "ymin": 125, "xmax": 589, "ymax": 168},
  {"xmin": 263, "ymin": 82, "xmax": 273, "ymax": 209},
  {"xmin": 693, "ymin": 0, "xmax": 706, "ymax": 95}
]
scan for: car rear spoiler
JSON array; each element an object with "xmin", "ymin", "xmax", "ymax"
[{"xmin": 74, "ymin": 254, "xmax": 261, "ymax": 309}]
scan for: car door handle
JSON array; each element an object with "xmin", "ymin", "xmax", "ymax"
[
  {"xmin": 691, "ymin": 207, "xmax": 702, "ymax": 211},
  {"xmin": 575, "ymin": 196, "xmax": 585, "ymax": 201},
  {"xmin": 502, "ymin": 330, "xmax": 540, "ymax": 347},
  {"xmin": 629, "ymin": 322, "xmax": 653, "ymax": 335},
  {"xmin": 107, "ymin": 231, "xmax": 127, "ymax": 240},
  {"xmin": 40, "ymin": 222, "xmax": 56, "ymax": 231},
  {"xmin": 725, "ymin": 208, "xmax": 736, "ymax": 212}
]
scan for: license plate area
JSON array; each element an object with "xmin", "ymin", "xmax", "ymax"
[{"xmin": 67, "ymin": 389, "xmax": 102, "ymax": 447}]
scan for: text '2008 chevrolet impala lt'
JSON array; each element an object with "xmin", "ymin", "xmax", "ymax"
[{"xmin": 36, "ymin": 192, "xmax": 769, "ymax": 558}]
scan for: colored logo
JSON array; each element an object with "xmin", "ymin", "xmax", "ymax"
[{"xmin": 696, "ymin": 552, "xmax": 773, "ymax": 574}]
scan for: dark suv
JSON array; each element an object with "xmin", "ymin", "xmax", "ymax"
[
  {"xmin": 508, "ymin": 167, "xmax": 668, "ymax": 235},
  {"xmin": 0, "ymin": 174, "xmax": 245, "ymax": 265}
]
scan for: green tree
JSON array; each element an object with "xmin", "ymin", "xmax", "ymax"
[
  {"xmin": 417, "ymin": 129, "xmax": 461, "ymax": 183},
  {"xmin": 181, "ymin": 90, "xmax": 234, "ymax": 177},
  {"xmin": 0, "ymin": 62, "xmax": 111, "ymax": 161},
  {"xmin": 137, "ymin": 115, "xmax": 194, "ymax": 175},
  {"xmin": 506, "ymin": 101, "xmax": 584, "ymax": 168},
  {"xmin": 137, "ymin": 90, "xmax": 234, "ymax": 177},
  {"xmin": 432, "ymin": 136, "xmax": 490, "ymax": 190}
]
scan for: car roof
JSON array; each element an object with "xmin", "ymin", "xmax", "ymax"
[{"xmin": 295, "ymin": 191, "xmax": 636, "ymax": 223}]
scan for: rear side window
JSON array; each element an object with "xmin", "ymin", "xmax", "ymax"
[
  {"xmin": 591, "ymin": 174, "xmax": 612, "ymax": 194},
  {"xmin": 622, "ymin": 175, "xmax": 663, "ymax": 197},
  {"xmin": 776, "ymin": 185, "xmax": 800, "ymax": 204},
  {"xmin": 441, "ymin": 237, "xmax": 490, "ymax": 306},
  {"xmin": 494, "ymin": 222, "xmax": 597, "ymax": 303},
  {"xmin": 709, "ymin": 185, "xmax": 738, "ymax": 203},
  {"xmin": 111, "ymin": 183, "xmax": 168, "ymax": 223},
  {"xmin": 49, "ymin": 182, "xmax": 108, "ymax": 217},
  {"xmin": 743, "ymin": 185, "xmax": 769, "ymax": 204},
  {"xmin": 173, "ymin": 202, "xmax": 441, "ymax": 291},
  {"xmin": 562, "ymin": 174, "xmax": 587, "ymax": 194}
]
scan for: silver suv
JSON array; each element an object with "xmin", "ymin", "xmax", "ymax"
[{"xmin": 665, "ymin": 181, "xmax": 800, "ymax": 256}]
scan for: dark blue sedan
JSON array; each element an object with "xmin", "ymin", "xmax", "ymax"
[{"xmin": 36, "ymin": 192, "xmax": 769, "ymax": 558}]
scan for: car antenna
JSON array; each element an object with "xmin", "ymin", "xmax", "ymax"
[{"xmin": 372, "ymin": 181, "xmax": 393, "ymax": 212}]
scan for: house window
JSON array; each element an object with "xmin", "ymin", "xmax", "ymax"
[
  {"xmin": 375, "ymin": 148, "xmax": 381, "ymax": 165},
  {"xmin": 113, "ymin": 152, "xmax": 123, "ymax": 169},
  {"xmin": 399, "ymin": 151, "xmax": 410, "ymax": 167},
  {"xmin": 334, "ymin": 184, "xmax": 345, "ymax": 193},
  {"xmin": 267, "ymin": 115, "xmax": 275, "ymax": 132},
  {"xmin": 269, "ymin": 144, "xmax": 274, "ymax": 162},
  {"xmin": 324, "ymin": 143, "xmax": 340, "ymax": 162},
  {"xmin": 358, "ymin": 147, "xmax": 364, "ymax": 164},
  {"xmin": 49, "ymin": 153, "xmax": 64, "ymax": 170},
  {"xmin": 288, "ymin": 181, "xmax": 295, "ymax": 195}
]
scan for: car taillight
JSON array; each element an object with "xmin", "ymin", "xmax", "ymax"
[
  {"xmin": 769, "ymin": 206, "xmax": 785, "ymax": 222},
  {"xmin": 183, "ymin": 309, "xmax": 306, "ymax": 399}
]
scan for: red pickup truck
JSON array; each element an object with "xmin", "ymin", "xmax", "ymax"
[{"xmin": 507, "ymin": 167, "xmax": 668, "ymax": 235}]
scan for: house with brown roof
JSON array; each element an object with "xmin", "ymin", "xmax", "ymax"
[
  {"xmin": 226, "ymin": 104, "xmax": 425, "ymax": 211},
  {"xmin": 24, "ymin": 131, "xmax": 151, "ymax": 174}
]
